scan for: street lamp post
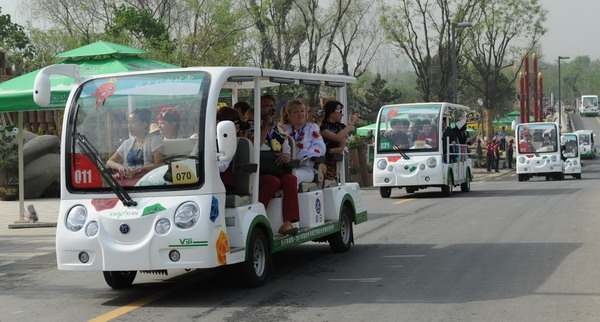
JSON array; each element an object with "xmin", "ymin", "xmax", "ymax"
[
  {"xmin": 557, "ymin": 56, "xmax": 570, "ymax": 130},
  {"xmin": 451, "ymin": 22, "xmax": 472, "ymax": 104}
]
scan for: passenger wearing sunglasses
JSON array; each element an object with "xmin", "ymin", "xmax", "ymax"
[{"xmin": 319, "ymin": 100, "xmax": 361, "ymax": 180}]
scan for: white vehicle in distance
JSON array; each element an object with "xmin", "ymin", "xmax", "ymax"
[
  {"xmin": 373, "ymin": 102, "xmax": 473, "ymax": 198},
  {"xmin": 575, "ymin": 130, "xmax": 596, "ymax": 159},
  {"xmin": 516, "ymin": 122, "xmax": 563, "ymax": 181},
  {"xmin": 560, "ymin": 133, "xmax": 581, "ymax": 179},
  {"xmin": 579, "ymin": 95, "xmax": 598, "ymax": 116},
  {"xmin": 33, "ymin": 66, "xmax": 367, "ymax": 289}
]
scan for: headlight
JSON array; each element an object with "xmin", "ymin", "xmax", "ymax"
[
  {"xmin": 86, "ymin": 221, "xmax": 99, "ymax": 237},
  {"xmin": 174, "ymin": 202, "xmax": 200, "ymax": 229},
  {"xmin": 426, "ymin": 157, "xmax": 437, "ymax": 168},
  {"xmin": 377, "ymin": 159, "xmax": 387, "ymax": 170},
  {"xmin": 419, "ymin": 163, "xmax": 426, "ymax": 170},
  {"xmin": 519, "ymin": 157, "xmax": 526, "ymax": 163},
  {"xmin": 551, "ymin": 155, "xmax": 557, "ymax": 162},
  {"xmin": 155, "ymin": 218, "xmax": 171, "ymax": 235},
  {"xmin": 66, "ymin": 205, "xmax": 87, "ymax": 232}
]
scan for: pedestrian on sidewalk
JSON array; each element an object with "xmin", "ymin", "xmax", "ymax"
[
  {"xmin": 476, "ymin": 139, "xmax": 483, "ymax": 168},
  {"xmin": 506, "ymin": 139, "xmax": 514, "ymax": 169},
  {"xmin": 499, "ymin": 127, "xmax": 507, "ymax": 150},
  {"xmin": 486, "ymin": 140, "xmax": 495, "ymax": 172},
  {"xmin": 494, "ymin": 139, "xmax": 500, "ymax": 172}
]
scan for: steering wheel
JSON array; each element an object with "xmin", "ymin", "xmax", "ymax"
[{"xmin": 163, "ymin": 155, "xmax": 199, "ymax": 164}]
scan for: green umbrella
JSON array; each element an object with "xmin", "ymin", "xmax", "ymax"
[{"xmin": 0, "ymin": 41, "xmax": 178, "ymax": 112}]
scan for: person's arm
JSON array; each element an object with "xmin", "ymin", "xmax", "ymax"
[
  {"xmin": 320, "ymin": 113, "xmax": 360, "ymax": 143},
  {"xmin": 107, "ymin": 153, "xmax": 128, "ymax": 176}
]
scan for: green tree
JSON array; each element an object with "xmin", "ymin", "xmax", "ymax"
[
  {"xmin": 462, "ymin": 0, "xmax": 546, "ymax": 139},
  {"xmin": 0, "ymin": 8, "xmax": 32, "ymax": 74},
  {"xmin": 355, "ymin": 73, "xmax": 402, "ymax": 122},
  {"xmin": 380, "ymin": 0, "xmax": 478, "ymax": 102}
]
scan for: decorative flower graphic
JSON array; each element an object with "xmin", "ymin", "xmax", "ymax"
[
  {"xmin": 312, "ymin": 131, "xmax": 320, "ymax": 138},
  {"xmin": 91, "ymin": 198, "xmax": 119, "ymax": 211},
  {"xmin": 216, "ymin": 231, "xmax": 230, "ymax": 265},
  {"xmin": 314, "ymin": 149, "xmax": 320, "ymax": 154},
  {"xmin": 210, "ymin": 196, "xmax": 219, "ymax": 222},
  {"xmin": 297, "ymin": 142, "xmax": 304, "ymax": 149},
  {"xmin": 271, "ymin": 139, "xmax": 282, "ymax": 151},
  {"xmin": 142, "ymin": 203, "xmax": 166, "ymax": 217}
]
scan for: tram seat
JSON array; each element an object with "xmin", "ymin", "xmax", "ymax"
[
  {"xmin": 323, "ymin": 153, "xmax": 343, "ymax": 188},
  {"xmin": 225, "ymin": 137, "xmax": 256, "ymax": 208}
]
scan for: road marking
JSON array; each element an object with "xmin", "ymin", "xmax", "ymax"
[
  {"xmin": 89, "ymin": 285, "xmax": 181, "ymax": 322},
  {"xmin": 596, "ymin": 117, "xmax": 600, "ymax": 124},
  {"xmin": 392, "ymin": 198, "xmax": 415, "ymax": 205},
  {"xmin": 382, "ymin": 255, "xmax": 425, "ymax": 258},
  {"xmin": 328, "ymin": 278, "xmax": 382, "ymax": 282}
]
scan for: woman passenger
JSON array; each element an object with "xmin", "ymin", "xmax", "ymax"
[
  {"xmin": 107, "ymin": 109, "xmax": 164, "ymax": 183},
  {"xmin": 281, "ymin": 99, "xmax": 326, "ymax": 185},
  {"xmin": 157, "ymin": 107, "xmax": 184, "ymax": 139},
  {"xmin": 320, "ymin": 101, "xmax": 360, "ymax": 180}
]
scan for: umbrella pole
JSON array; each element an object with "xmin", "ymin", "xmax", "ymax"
[{"xmin": 17, "ymin": 111, "xmax": 24, "ymax": 221}]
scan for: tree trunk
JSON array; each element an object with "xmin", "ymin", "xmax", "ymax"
[{"xmin": 485, "ymin": 108, "xmax": 494, "ymax": 142}]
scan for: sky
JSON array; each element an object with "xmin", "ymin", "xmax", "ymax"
[{"xmin": 0, "ymin": 0, "xmax": 598, "ymax": 64}]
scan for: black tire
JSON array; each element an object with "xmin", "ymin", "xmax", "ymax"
[
  {"xmin": 240, "ymin": 229, "xmax": 269, "ymax": 287},
  {"xmin": 441, "ymin": 175, "xmax": 453, "ymax": 197},
  {"xmin": 103, "ymin": 271, "xmax": 137, "ymax": 289},
  {"xmin": 379, "ymin": 187, "xmax": 391, "ymax": 198},
  {"xmin": 405, "ymin": 187, "xmax": 416, "ymax": 194},
  {"xmin": 558, "ymin": 172, "xmax": 565, "ymax": 180},
  {"xmin": 545, "ymin": 175, "xmax": 550, "ymax": 181},
  {"xmin": 575, "ymin": 173, "xmax": 582, "ymax": 179},
  {"xmin": 460, "ymin": 174, "xmax": 471, "ymax": 192},
  {"xmin": 329, "ymin": 205, "xmax": 354, "ymax": 253},
  {"xmin": 518, "ymin": 174, "xmax": 524, "ymax": 182}
]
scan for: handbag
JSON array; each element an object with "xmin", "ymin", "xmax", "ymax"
[{"xmin": 259, "ymin": 151, "xmax": 284, "ymax": 177}]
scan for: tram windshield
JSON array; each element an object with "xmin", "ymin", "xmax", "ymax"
[
  {"xmin": 67, "ymin": 71, "xmax": 208, "ymax": 191},
  {"xmin": 376, "ymin": 104, "xmax": 441, "ymax": 153},
  {"xmin": 517, "ymin": 123, "xmax": 558, "ymax": 154}
]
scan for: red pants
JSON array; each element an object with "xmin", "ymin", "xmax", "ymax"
[{"xmin": 259, "ymin": 174, "xmax": 299, "ymax": 222}]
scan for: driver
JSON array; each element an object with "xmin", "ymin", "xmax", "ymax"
[{"xmin": 385, "ymin": 118, "xmax": 410, "ymax": 149}]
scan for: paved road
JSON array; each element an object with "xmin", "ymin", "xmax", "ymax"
[{"xmin": 1, "ymin": 115, "xmax": 600, "ymax": 321}]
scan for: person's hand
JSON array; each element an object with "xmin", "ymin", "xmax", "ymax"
[
  {"xmin": 118, "ymin": 165, "xmax": 131, "ymax": 177},
  {"xmin": 349, "ymin": 113, "xmax": 361, "ymax": 125},
  {"xmin": 275, "ymin": 152, "xmax": 290, "ymax": 165},
  {"xmin": 261, "ymin": 114, "xmax": 273, "ymax": 132}
]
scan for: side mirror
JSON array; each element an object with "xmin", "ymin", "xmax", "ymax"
[
  {"xmin": 33, "ymin": 64, "xmax": 81, "ymax": 107},
  {"xmin": 216, "ymin": 121, "xmax": 237, "ymax": 162}
]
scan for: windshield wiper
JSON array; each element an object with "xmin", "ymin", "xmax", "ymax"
[
  {"xmin": 73, "ymin": 133, "xmax": 137, "ymax": 207},
  {"xmin": 380, "ymin": 134, "xmax": 410, "ymax": 159}
]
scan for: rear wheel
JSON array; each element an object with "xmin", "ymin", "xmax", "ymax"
[
  {"xmin": 103, "ymin": 271, "xmax": 137, "ymax": 289},
  {"xmin": 575, "ymin": 173, "xmax": 582, "ymax": 179},
  {"xmin": 240, "ymin": 229, "xmax": 269, "ymax": 287},
  {"xmin": 329, "ymin": 205, "xmax": 353, "ymax": 253},
  {"xmin": 460, "ymin": 173, "xmax": 471, "ymax": 192},
  {"xmin": 379, "ymin": 187, "xmax": 391, "ymax": 198}
]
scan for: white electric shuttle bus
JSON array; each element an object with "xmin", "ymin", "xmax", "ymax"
[
  {"xmin": 560, "ymin": 133, "xmax": 582, "ymax": 179},
  {"xmin": 373, "ymin": 103, "xmax": 473, "ymax": 198},
  {"xmin": 516, "ymin": 122, "xmax": 563, "ymax": 181},
  {"xmin": 575, "ymin": 130, "xmax": 596, "ymax": 159},
  {"xmin": 579, "ymin": 95, "xmax": 598, "ymax": 116},
  {"xmin": 33, "ymin": 66, "xmax": 367, "ymax": 288}
]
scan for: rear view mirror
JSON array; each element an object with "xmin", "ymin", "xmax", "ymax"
[{"xmin": 216, "ymin": 121, "xmax": 237, "ymax": 162}]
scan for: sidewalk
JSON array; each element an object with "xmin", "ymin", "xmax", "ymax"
[
  {"xmin": 0, "ymin": 199, "xmax": 59, "ymax": 265},
  {"xmin": 471, "ymin": 166, "xmax": 514, "ymax": 181}
]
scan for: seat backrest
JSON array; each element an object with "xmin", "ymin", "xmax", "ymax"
[{"xmin": 232, "ymin": 137, "xmax": 253, "ymax": 196}]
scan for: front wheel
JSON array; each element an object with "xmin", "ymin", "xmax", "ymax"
[
  {"xmin": 575, "ymin": 173, "xmax": 582, "ymax": 179},
  {"xmin": 379, "ymin": 187, "xmax": 391, "ymax": 198},
  {"xmin": 103, "ymin": 271, "xmax": 137, "ymax": 289},
  {"xmin": 240, "ymin": 229, "xmax": 269, "ymax": 287},
  {"xmin": 329, "ymin": 205, "xmax": 354, "ymax": 253},
  {"xmin": 441, "ymin": 176, "xmax": 453, "ymax": 197}
]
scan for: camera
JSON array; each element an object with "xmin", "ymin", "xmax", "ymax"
[
  {"xmin": 316, "ymin": 109, "xmax": 324, "ymax": 115},
  {"xmin": 235, "ymin": 120, "xmax": 252, "ymax": 131}
]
